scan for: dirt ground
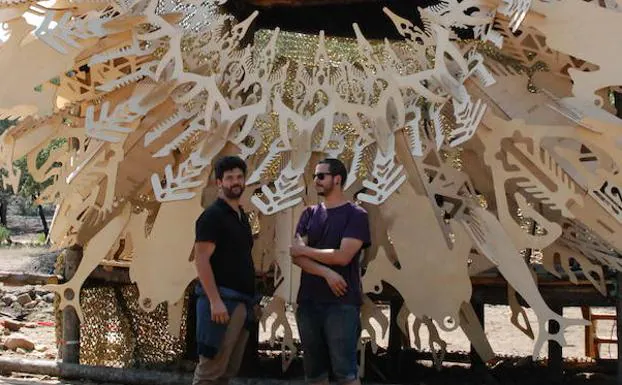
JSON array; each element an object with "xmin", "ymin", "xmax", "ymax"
[{"xmin": 0, "ymin": 212, "xmax": 619, "ymax": 384}]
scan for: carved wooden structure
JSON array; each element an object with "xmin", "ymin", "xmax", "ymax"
[{"xmin": 0, "ymin": 0, "xmax": 621, "ymax": 375}]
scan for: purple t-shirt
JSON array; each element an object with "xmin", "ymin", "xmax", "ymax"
[{"xmin": 295, "ymin": 202, "xmax": 371, "ymax": 305}]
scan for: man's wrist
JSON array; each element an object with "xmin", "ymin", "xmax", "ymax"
[
  {"xmin": 301, "ymin": 245, "xmax": 311, "ymax": 256},
  {"xmin": 207, "ymin": 293, "xmax": 223, "ymax": 305},
  {"xmin": 320, "ymin": 266, "xmax": 332, "ymax": 278}
]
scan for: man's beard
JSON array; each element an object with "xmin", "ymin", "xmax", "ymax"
[
  {"xmin": 223, "ymin": 185, "xmax": 244, "ymax": 199},
  {"xmin": 316, "ymin": 184, "xmax": 333, "ymax": 197}
]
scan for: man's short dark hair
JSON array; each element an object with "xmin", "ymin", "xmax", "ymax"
[
  {"xmin": 214, "ymin": 156, "xmax": 247, "ymax": 180},
  {"xmin": 319, "ymin": 158, "xmax": 347, "ymax": 187}
]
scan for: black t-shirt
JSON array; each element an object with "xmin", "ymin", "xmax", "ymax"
[{"xmin": 195, "ymin": 198, "xmax": 255, "ymax": 295}]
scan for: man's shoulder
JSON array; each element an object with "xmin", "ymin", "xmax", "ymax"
[
  {"xmin": 303, "ymin": 202, "xmax": 367, "ymax": 215},
  {"xmin": 347, "ymin": 201, "xmax": 368, "ymax": 216},
  {"xmin": 302, "ymin": 203, "xmax": 322, "ymax": 215},
  {"xmin": 198, "ymin": 200, "xmax": 225, "ymax": 220}
]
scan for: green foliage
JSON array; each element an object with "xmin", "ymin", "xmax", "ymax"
[
  {"xmin": 0, "ymin": 118, "xmax": 18, "ymax": 135},
  {"xmin": 14, "ymin": 137, "xmax": 67, "ymax": 200},
  {"xmin": 0, "ymin": 225, "xmax": 10, "ymax": 243},
  {"xmin": 35, "ymin": 232, "xmax": 47, "ymax": 245},
  {"xmin": 16, "ymin": 198, "xmax": 39, "ymax": 216},
  {"xmin": 0, "ymin": 118, "xmax": 19, "ymax": 205},
  {"xmin": 0, "ymin": 119, "xmax": 67, "ymax": 225},
  {"xmin": 0, "ymin": 118, "xmax": 67, "ymax": 202}
]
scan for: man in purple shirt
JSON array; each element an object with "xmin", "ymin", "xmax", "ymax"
[{"xmin": 289, "ymin": 158, "xmax": 371, "ymax": 385}]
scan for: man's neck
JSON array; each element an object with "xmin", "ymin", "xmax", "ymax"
[
  {"xmin": 220, "ymin": 195, "xmax": 241, "ymax": 213},
  {"xmin": 323, "ymin": 193, "xmax": 347, "ymax": 209}
]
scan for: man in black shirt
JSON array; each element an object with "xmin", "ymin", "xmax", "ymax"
[{"xmin": 193, "ymin": 156, "xmax": 256, "ymax": 385}]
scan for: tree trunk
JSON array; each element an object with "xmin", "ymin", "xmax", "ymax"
[
  {"xmin": 0, "ymin": 198, "xmax": 7, "ymax": 227},
  {"xmin": 32, "ymin": 194, "xmax": 49, "ymax": 240},
  {"xmin": 615, "ymin": 91, "xmax": 622, "ymax": 118},
  {"xmin": 37, "ymin": 204, "xmax": 49, "ymax": 239}
]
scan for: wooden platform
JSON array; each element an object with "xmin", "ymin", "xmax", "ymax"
[{"xmin": 470, "ymin": 273, "xmax": 615, "ymax": 308}]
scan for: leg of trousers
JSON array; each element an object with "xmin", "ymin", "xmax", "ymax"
[{"xmin": 192, "ymin": 304, "xmax": 249, "ymax": 385}]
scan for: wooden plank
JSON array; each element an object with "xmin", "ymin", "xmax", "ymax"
[
  {"xmin": 0, "ymin": 271, "xmax": 61, "ymax": 286},
  {"xmin": 471, "ymin": 275, "xmax": 604, "ymax": 287},
  {"xmin": 594, "ymin": 338, "xmax": 617, "ymax": 344},
  {"xmin": 592, "ymin": 314, "xmax": 617, "ymax": 321},
  {"xmin": 469, "ymin": 298, "xmax": 486, "ymax": 370},
  {"xmin": 548, "ymin": 304, "xmax": 563, "ymax": 384},
  {"xmin": 98, "ymin": 260, "xmax": 132, "ymax": 268},
  {"xmin": 88, "ymin": 265, "xmax": 131, "ymax": 284},
  {"xmin": 62, "ymin": 246, "xmax": 82, "ymax": 364},
  {"xmin": 582, "ymin": 306, "xmax": 595, "ymax": 358},
  {"xmin": 387, "ymin": 295, "xmax": 405, "ymax": 378},
  {"xmin": 471, "ymin": 281, "xmax": 614, "ymax": 308},
  {"xmin": 616, "ymin": 272, "xmax": 622, "ymax": 385},
  {"xmin": 0, "ymin": 357, "xmax": 192, "ymax": 385}
]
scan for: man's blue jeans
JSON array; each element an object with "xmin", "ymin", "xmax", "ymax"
[{"xmin": 296, "ymin": 303, "xmax": 361, "ymax": 384}]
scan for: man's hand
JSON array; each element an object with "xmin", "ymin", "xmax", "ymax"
[
  {"xmin": 290, "ymin": 235, "xmax": 307, "ymax": 258},
  {"xmin": 290, "ymin": 244, "xmax": 306, "ymax": 257},
  {"xmin": 210, "ymin": 298, "xmax": 230, "ymax": 324},
  {"xmin": 295, "ymin": 234, "xmax": 306, "ymax": 246},
  {"xmin": 323, "ymin": 269, "xmax": 348, "ymax": 297}
]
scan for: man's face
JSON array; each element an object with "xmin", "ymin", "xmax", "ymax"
[
  {"xmin": 218, "ymin": 168, "xmax": 245, "ymax": 199},
  {"xmin": 313, "ymin": 163, "xmax": 337, "ymax": 197}
]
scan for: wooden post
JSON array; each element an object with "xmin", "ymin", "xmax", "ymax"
[
  {"xmin": 388, "ymin": 295, "xmax": 404, "ymax": 380},
  {"xmin": 616, "ymin": 272, "xmax": 622, "ymax": 385},
  {"xmin": 615, "ymin": 92, "xmax": 622, "ymax": 385},
  {"xmin": 0, "ymin": 271, "xmax": 60, "ymax": 286},
  {"xmin": 61, "ymin": 245, "xmax": 83, "ymax": 364},
  {"xmin": 469, "ymin": 297, "xmax": 485, "ymax": 370},
  {"xmin": 0, "ymin": 357, "xmax": 193, "ymax": 385},
  {"xmin": 581, "ymin": 306, "xmax": 595, "ymax": 358},
  {"xmin": 184, "ymin": 284, "xmax": 198, "ymax": 361},
  {"xmin": 548, "ymin": 304, "xmax": 563, "ymax": 384}
]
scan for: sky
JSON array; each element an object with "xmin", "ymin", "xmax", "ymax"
[{"xmin": 0, "ymin": 4, "xmax": 55, "ymax": 43}]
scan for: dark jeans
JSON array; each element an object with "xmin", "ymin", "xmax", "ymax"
[{"xmin": 296, "ymin": 303, "xmax": 361, "ymax": 384}]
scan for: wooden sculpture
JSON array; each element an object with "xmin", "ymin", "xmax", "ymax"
[{"xmin": 1, "ymin": 0, "xmax": 622, "ymax": 368}]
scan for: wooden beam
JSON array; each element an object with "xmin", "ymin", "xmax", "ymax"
[
  {"xmin": 387, "ymin": 295, "xmax": 405, "ymax": 379},
  {"xmin": 88, "ymin": 265, "xmax": 131, "ymax": 284},
  {"xmin": 471, "ymin": 275, "xmax": 604, "ymax": 287},
  {"xmin": 469, "ymin": 298, "xmax": 486, "ymax": 370},
  {"xmin": 616, "ymin": 272, "xmax": 622, "ymax": 385},
  {"xmin": 0, "ymin": 357, "xmax": 192, "ymax": 385},
  {"xmin": 548, "ymin": 304, "xmax": 563, "ymax": 384},
  {"xmin": 471, "ymin": 278, "xmax": 615, "ymax": 308},
  {"xmin": 62, "ymin": 246, "xmax": 82, "ymax": 364},
  {"xmin": 582, "ymin": 306, "xmax": 595, "ymax": 358},
  {"xmin": 0, "ymin": 271, "xmax": 61, "ymax": 286}
]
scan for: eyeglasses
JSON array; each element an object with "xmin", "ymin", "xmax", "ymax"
[{"xmin": 313, "ymin": 172, "xmax": 332, "ymax": 180}]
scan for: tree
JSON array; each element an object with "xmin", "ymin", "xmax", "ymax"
[
  {"xmin": 0, "ymin": 118, "xmax": 19, "ymax": 226},
  {"xmin": 0, "ymin": 117, "xmax": 64, "ymax": 239},
  {"xmin": 13, "ymin": 138, "xmax": 66, "ymax": 239}
]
